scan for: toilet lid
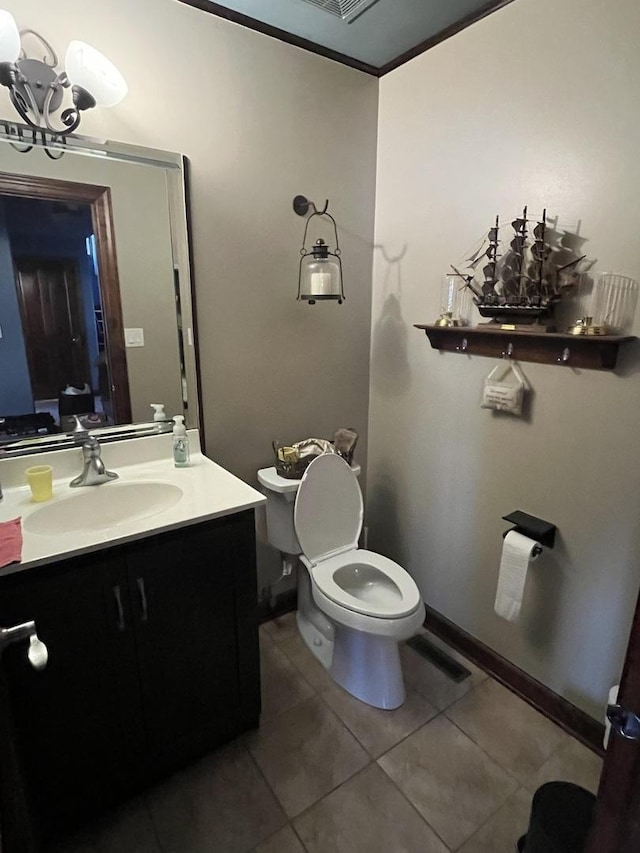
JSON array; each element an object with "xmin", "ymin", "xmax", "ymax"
[{"xmin": 294, "ymin": 454, "xmax": 363, "ymax": 565}]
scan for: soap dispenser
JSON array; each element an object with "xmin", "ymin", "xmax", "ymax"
[
  {"xmin": 172, "ymin": 415, "xmax": 190, "ymax": 467},
  {"xmin": 151, "ymin": 403, "xmax": 166, "ymax": 422}
]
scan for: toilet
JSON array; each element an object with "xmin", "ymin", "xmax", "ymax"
[{"xmin": 257, "ymin": 453, "xmax": 424, "ymax": 710}]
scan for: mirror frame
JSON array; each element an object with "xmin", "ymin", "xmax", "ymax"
[{"xmin": 0, "ymin": 122, "xmax": 202, "ymax": 458}]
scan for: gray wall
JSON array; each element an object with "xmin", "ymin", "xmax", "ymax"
[
  {"xmin": 1, "ymin": 0, "xmax": 378, "ymax": 590},
  {"xmin": 369, "ymin": 0, "xmax": 640, "ymax": 720}
]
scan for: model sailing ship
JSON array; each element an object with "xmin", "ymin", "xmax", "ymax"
[{"xmin": 452, "ymin": 207, "xmax": 585, "ymax": 327}]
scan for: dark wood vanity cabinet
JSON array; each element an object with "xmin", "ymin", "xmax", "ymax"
[{"xmin": 0, "ymin": 510, "xmax": 260, "ymax": 849}]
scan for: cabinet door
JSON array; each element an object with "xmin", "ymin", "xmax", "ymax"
[
  {"xmin": 0, "ymin": 551, "xmax": 144, "ymax": 843},
  {"xmin": 125, "ymin": 517, "xmax": 243, "ymax": 772}
]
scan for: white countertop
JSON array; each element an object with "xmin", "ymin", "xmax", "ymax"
[{"xmin": 0, "ymin": 431, "xmax": 265, "ymax": 576}]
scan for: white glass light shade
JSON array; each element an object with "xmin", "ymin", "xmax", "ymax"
[
  {"xmin": 64, "ymin": 40, "xmax": 127, "ymax": 108},
  {"xmin": 0, "ymin": 10, "xmax": 20, "ymax": 63}
]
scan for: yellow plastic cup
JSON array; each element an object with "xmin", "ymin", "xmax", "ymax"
[{"xmin": 25, "ymin": 465, "xmax": 53, "ymax": 502}]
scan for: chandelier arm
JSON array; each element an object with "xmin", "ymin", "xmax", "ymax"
[
  {"xmin": 8, "ymin": 83, "xmax": 40, "ymax": 129},
  {"xmin": 43, "ymin": 84, "xmax": 81, "ymax": 135},
  {"xmin": 18, "ymin": 29, "xmax": 59, "ymax": 67},
  {"xmin": 58, "ymin": 108, "xmax": 81, "ymax": 135}
]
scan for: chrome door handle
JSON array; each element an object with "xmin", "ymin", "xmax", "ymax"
[
  {"xmin": 136, "ymin": 577, "xmax": 148, "ymax": 623},
  {"xmin": 0, "ymin": 621, "xmax": 48, "ymax": 670},
  {"xmin": 113, "ymin": 585, "xmax": 125, "ymax": 631}
]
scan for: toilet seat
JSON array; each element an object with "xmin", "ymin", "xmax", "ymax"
[
  {"xmin": 310, "ymin": 550, "xmax": 422, "ymax": 619},
  {"xmin": 294, "ymin": 455, "xmax": 422, "ymax": 626}
]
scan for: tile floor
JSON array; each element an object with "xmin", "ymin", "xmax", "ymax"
[{"xmin": 49, "ymin": 613, "xmax": 603, "ymax": 853}]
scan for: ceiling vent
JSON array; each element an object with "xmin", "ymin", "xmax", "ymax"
[{"xmin": 297, "ymin": 0, "xmax": 380, "ymax": 24}]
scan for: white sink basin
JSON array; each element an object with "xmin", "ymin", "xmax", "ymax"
[{"xmin": 24, "ymin": 481, "xmax": 184, "ymax": 536}]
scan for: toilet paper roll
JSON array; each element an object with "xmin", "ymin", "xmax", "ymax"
[{"xmin": 494, "ymin": 530, "xmax": 541, "ymax": 622}]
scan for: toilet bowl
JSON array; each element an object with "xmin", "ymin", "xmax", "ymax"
[{"xmin": 257, "ymin": 453, "xmax": 424, "ymax": 710}]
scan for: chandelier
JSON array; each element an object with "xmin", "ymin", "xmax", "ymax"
[{"xmin": 0, "ymin": 9, "xmax": 127, "ymax": 143}]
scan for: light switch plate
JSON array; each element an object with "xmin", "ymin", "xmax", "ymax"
[{"xmin": 125, "ymin": 328, "xmax": 144, "ymax": 347}]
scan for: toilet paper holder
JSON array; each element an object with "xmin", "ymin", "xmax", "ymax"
[{"xmin": 502, "ymin": 510, "xmax": 556, "ymax": 555}]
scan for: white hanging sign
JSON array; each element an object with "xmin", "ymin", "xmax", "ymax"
[{"xmin": 481, "ymin": 360, "xmax": 527, "ymax": 417}]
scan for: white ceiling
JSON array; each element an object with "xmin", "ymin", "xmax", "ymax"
[{"xmin": 192, "ymin": 0, "xmax": 513, "ymax": 73}]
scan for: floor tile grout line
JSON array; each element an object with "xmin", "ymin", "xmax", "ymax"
[
  {"xmin": 452, "ymin": 785, "xmax": 531, "ymax": 853},
  {"xmin": 269, "ymin": 637, "xmax": 326, "ymax": 696},
  {"xmin": 244, "ymin": 706, "xmax": 376, "ymax": 827},
  {"xmin": 443, "ymin": 701, "xmax": 571, "ymax": 790},
  {"xmin": 289, "ymin": 820, "xmax": 311, "ymax": 852},
  {"xmin": 443, "ymin": 712, "xmax": 528, "ymax": 788},
  {"xmin": 443, "ymin": 678, "xmax": 572, "ymax": 772},
  {"xmin": 373, "ymin": 707, "xmax": 447, "ymax": 762},
  {"xmin": 142, "ymin": 790, "xmax": 168, "ymax": 853},
  {"xmin": 286, "ymin": 757, "xmax": 376, "ymax": 825},
  {"xmin": 314, "ymin": 683, "xmax": 439, "ymax": 762},
  {"xmin": 279, "ymin": 645, "xmax": 467, "ymax": 763},
  {"xmin": 259, "ymin": 631, "xmax": 321, "ymax": 700},
  {"xmin": 240, "ymin": 738, "xmax": 291, "ymax": 841},
  {"xmin": 374, "ymin": 753, "xmax": 455, "ymax": 852},
  {"xmin": 313, "ymin": 689, "xmax": 377, "ymax": 757},
  {"xmin": 374, "ymin": 710, "xmax": 526, "ymax": 850},
  {"xmin": 259, "ymin": 616, "xmax": 551, "ymax": 845}
]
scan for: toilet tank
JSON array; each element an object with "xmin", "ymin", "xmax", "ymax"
[
  {"xmin": 257, "ymin": 466, "xmax": 302, "ymax": 555},
  {"xmin": 257, "ymin": 462, "xmax": 362, "ymax": 556}
]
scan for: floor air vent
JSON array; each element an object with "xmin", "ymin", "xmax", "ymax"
[
  {"xmin": 406, "ymin": 635, "xmax": 472, "ymax": 683},
  {"xmin": 298, "ymin": 0, "xmax": 380, "ymax": 24}
]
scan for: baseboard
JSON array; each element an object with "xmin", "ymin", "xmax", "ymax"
[{"xmin": 425, "ymin": 606, "xmax": 605, "ymax": 756}]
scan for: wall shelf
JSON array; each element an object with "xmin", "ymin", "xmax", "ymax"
[{"xmin": 415, "ymin": 325, "xmax": 637, "ymax": 371}]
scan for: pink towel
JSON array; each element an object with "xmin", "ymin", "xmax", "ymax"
[{"xmin": 0, "ymin": 518, "xmax": 22, "ymax": 568}]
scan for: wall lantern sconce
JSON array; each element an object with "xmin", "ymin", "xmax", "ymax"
[
  {"xmin": 0, "ymin": 9, "xmax": 127, "ymax": 151},
  {"xmin": 294, "ymin": 194, "xmax": 344, "ymax": 305}
]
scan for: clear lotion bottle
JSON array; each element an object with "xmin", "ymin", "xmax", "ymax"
[{"xmin": 172, "ymin": 415, "xmax": 190, "ymax": 467}]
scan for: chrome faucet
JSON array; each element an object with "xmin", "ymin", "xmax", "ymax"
[{"xmin": 70, "ymin": 436, "xmax": 118, "ymax": 487}]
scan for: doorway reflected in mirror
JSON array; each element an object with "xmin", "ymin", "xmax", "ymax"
[
  {"xmin": 0, "ymin": 173, "xmax": 130, "ymax": 447},
  {"xmin": 0, "ymin": 127, "xmax": 199, "ymax": 459}
]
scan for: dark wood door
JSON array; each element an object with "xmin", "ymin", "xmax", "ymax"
[
  {"xmin": 0, "ymin": 552, "xmax": 144, "ymax": 845},
  {"xmin": 14, "ymin": 256, "xmax": 91, "ymax": 400},
  {"xmin": 586, "ymin": 585, "xmax": 640, "ymax": 852},
  {"xmin": 125, "ymin": 518, "xmax": 243, "ymax": 774}
]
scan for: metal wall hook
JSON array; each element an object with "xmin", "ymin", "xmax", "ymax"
[
  {"xmin": 293, "ymin": 195, "xmax": 329, "ymax": 217},
  {"xmin": 558, "ymin": 347, "xmax": 571, "ymax": 363},
  {"xmin": 502, "ymin": 342, "xmax": 514, "ymax": 358},
  {"xmin": 456, "ymin": 337, "xmax": 468, "ymax": 352}
]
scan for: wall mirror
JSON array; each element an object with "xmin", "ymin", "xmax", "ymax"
[{"xmin": 0, "ymin": 124, "xmax": 199, "ymax": 457}]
